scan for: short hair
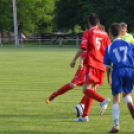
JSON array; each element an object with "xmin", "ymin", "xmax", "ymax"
[
  {"xmin": 98, "ymin": 24, "xmax": 105, "ymax": 32},
  {"xmin": 88, "ymin": 13, "xmax": 100, "ymax": 26},
  {"xmin": 110, "ymin": 23, "xmax": 121, "ymax": 37},
  {"xmin": 120, "ymin": 22, "xmax": 127, "ymax": 28}
]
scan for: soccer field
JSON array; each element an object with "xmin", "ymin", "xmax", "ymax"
[{"xmin": 0, "ymin": 45, "xmax": 133, "ymax": 134}]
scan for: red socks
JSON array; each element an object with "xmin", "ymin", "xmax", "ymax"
[
  {"xmin": 84, "ymin": 89, "xmax": 105, "ymax": 102},
  {"xmin": 79, "ymin": 95, "xmax": 87, "ymax": 105},
  {"xmin": 52, "ymin": 83, "xmax": 73, "ymax": 97},
  {"xmin": 82, "ymin": 97, "xmax": 93, "ymax": 117}
]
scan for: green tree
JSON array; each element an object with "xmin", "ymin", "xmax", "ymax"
[
  {"xmin": 0, "ymin": 0, "xmax": 56, "ymax": 36},
  {"xmin": 54, "ymin": 0, "xmax": 134, "ymax": 32},
  {"xmin": 0, "ymin": 0, "xmax": 13, "ymax": 36},
  {"xmin": 55, "ymin": 0, "xmax": 85, "ymax": 31},
  {"xmin": 17, "ymin": 0, "xmax": 56, "ymax": 35}
]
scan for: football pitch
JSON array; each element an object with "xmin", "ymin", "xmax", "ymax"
[{"xmin": 0, "ymin": 45, "xmax": 134, "ymax": 134}]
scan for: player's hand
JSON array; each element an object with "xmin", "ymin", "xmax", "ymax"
[
  {"xmin": 70, "ymin": 60, "xmax": 76, "ymax": 68},
  {"xmin": 78, "ymin": 64, "xmax": 83, "ymax": 70}
]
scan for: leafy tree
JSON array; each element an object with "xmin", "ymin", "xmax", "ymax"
[
  {"xmin": 54, "ymin": 0, "xmax": 134, "ymax": 33},
  {"xmin": 0, "ymin": 0, "xmax": 13, "ymax": 36},
  {"xmin": 55, "ymin": 0, "xmax": 85, "ymax": 31},
  {"xmin": 0, "ymin": 0, "xmax": 56, "ymax": 36},
  {"xmin": 17, "ymin": 0, "xmax": 56, "ymax": 34}
]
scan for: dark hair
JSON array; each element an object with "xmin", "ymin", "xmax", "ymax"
[
  {"xmin": 88, "ymin": 13, "xmax": 100, "ymax": 26},
  {"xmin": 120, "ymin": 22, "xmax": 127, "ymax": 28},
  {"xmin": 110, "ymin": 23, "xmax": 121, "ymax": 37},
  {"xmin": 98, "ymin": 24, "xmax": 105, "ymax": 32}
]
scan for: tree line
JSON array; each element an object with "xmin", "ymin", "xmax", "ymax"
[{"xmin": 0, "ymin": 0, "xmax": 134, "ymax": 36}]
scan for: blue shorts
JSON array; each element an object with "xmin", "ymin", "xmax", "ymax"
[{"xmin": 112, "ymin": 68, "xmax": 134, "ymax": 96}]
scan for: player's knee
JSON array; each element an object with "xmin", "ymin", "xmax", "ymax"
[
  {"xmin": 70, "ymin": 83, "xmax": 76, "ymax": 88},
  {"xmin": 122, "ymin": 92, "xmax": 128, "ymax": 98}
]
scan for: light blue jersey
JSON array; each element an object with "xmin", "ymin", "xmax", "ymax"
[{"xmin": 103, "ymin": 38, "xmax": 134, "ymax": 96}]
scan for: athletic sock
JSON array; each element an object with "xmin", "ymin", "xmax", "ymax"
[
  {"xmin": 79, "ymin": 95, "xmax": 87, "ymax": 105},
  {"xmin": 82, "ymin": 97, "xmax": 93, "ymax": 117},
  {"xmin": 84, "ymin": 89, "xmax": 105, "ymax": 102},
  {"xmin": 52, "ymin": 83, "xmax": 73, "ymax": 97},
  {"xmin": 112, "ymin": 104, "xmax": 119, "ymax": 127},
  {"xmin": 123, "ymin": 96, "xmax": 133, "ymax": 104},
  {"xmin": 79, "ymin": 85, "xmax": 99, "ymax": 105}
]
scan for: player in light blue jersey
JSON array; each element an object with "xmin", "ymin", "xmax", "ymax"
[{"xmin": 103, "ymin": 23, "xmax": 134, "ymax": 133}]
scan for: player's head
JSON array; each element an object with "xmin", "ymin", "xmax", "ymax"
[
  {"xmin": 109, "ymin": 23, "xmax": 121, "ymax": 38},
  {"xmin": 120, "ymin": 22, "xmax": 127, "ymax": 36},
  {"xmin": 98, "ymin": 24, "xmax": 105, "ymax": 32},
  {"xmin": 88, "ymin": 13, "xmax": 100, "ymax": 27}
]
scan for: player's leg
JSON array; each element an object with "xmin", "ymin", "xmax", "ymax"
[
  {"xmin": 77, "ymin": 84, "xmax": 99, "ymax": 118},
  {"xmin": 83, "ymin": 82, "xmax": 110, "ymax": 115},
  {"xmin": 122, "ymin": 68, "xmax": 134, "ymax": 119},
  {"xmin": 74, "ymin": 96, "xmax": 93, "ymax": 122},
  {"xmin": 123, "ymin": 93, "xmax": 134, "ymax": 119},
  {"xmin": 46, "ymin": 82, "xmax": 75, "ymax": 104},
  {"xmin": 109, "ymin": 93, "xmax": 120, "ymax": 133},
  {"xmin": 79, "ymin": 84, "xmax": 99, "ymax": 105},
  {"xmin": 46, "ymin": 67, "xmax": 86, "ymax": 104}
]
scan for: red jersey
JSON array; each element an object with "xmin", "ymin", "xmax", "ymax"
[
  {"xmin": 80, "ymin": 27, "xmax": 111, "ymax": 71},
  {"xmin": 80, "ymin": 51, "xmax": 88, "ymax": 65}
]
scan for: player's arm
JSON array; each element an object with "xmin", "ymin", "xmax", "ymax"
[
  {"xmin": 70, "ymin": 48, "xmax": 84, "ymax": 68},
  {"xmin": 106, "ymin": 67, "xmax": 112, "ymax": 85},
  {"xmin": 70, "ymin": 31, "xmax": 88, "ymax": 68},
  {"xmin": 78, "ymin": 50, "xmax": 88, "ymax": 70},
  {"xmin": 78, "ymin": 57, "xmax": 84, "ymax": 70},
  {"xmin": 103, "ymin": 46, "xmax": 112, "ymax": 85}
]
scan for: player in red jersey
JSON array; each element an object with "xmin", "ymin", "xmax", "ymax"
[
  {"xmin": 46, "ymin": 50, "xmax": 89, "ymax": 104},
  {"xmin": 70, "ymin": 13, "xmax": 111, "ymax": 121},
  {"xmin": 46, "ymin": 24, "xmax": 105, "ymax": 119},
  {"xmin": 45, "ymin": 26, "xmax": 103, "ymax": 106}
]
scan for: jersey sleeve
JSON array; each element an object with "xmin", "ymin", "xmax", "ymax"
[
  {"xmin": 80, "ymin": 51, "xmax": 88, "ymax": 59},
  {"xmin": 80, "ymin": 31, "xmax": 88, "ymax": 50},
  {"xmin": 103, "ymin": 47, "xmax": 111, "ymax": 68}
]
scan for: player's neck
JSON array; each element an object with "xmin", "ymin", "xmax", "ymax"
[
  {"xmin": 113, "ymin": 36, "xmax": 121, "ymax": 40},
  {"xmin": 90, "ymin": 26, "xmax": 97, "ymax": 28}
]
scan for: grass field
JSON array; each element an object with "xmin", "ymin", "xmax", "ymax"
[{"xmin": 0, "ymin": 45, "xmax": 134, "ymax": 134}]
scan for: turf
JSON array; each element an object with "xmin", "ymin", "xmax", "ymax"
[{"xmin": 0, "ymin": 45, "xmax": 133, "ymax": 134}]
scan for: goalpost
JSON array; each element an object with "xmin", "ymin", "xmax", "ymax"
[{"xmin": 13, "ymin": 0, "xmax": 19, "ymax": 47}]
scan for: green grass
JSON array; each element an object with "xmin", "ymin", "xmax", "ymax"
[{"xmin": 0, "ymin": 45, "xmax": 133, "ymax": 134}]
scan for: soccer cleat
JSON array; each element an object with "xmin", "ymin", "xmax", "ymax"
[
  {"xmin": 74, "ymin": 116, "xmax": 89, "ymax": 122},
  {"xmin": 109, "ymin": 126, "xmax": 119, "ymax": 133},
  {"xmin": 100, "ymin": 98, "xmax": 110, "ymax": 115},
  {"xmin": 127, "ymin": 102, "xmax": 134, "ymax": 119},
  {"xmin": 46, "ymin": 94, "xmax": 55, "ymax": 104}
]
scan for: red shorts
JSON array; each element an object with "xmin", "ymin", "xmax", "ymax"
[
  {"xmin": 84, "ymin": 66, "xmax": 105, "ymax": 85},
  {"xmin": 71, "ymin": 65, "xmax": 87, "ymax": 85}
]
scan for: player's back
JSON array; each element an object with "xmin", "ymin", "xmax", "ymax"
[
  {"xmin": 107, "ymin": 39, "xmax": 134, "ymax": 69},
  {"xmin": 87, "ymin": 27, "xmax": 111, "ymax": 71}
]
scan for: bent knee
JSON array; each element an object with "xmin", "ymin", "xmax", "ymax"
[{"xmin": 70, "ymin": 83, "xmax": 76, "ymax": 88}]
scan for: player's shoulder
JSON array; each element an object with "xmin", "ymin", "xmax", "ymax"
[
  {"xmin": 126, "ymin": 33, "xmax": 133, "ymax": 38},
  {"xmin": 114, "ymin": 38, "xmax": 133, "ymax": 47},
  {"xmin": 82, "ymin": 29, "xmax": 90, "ymax": 37}
]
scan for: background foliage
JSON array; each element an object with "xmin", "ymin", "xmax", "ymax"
[{"xmin": 0, "ymin": 0, "xmax": 134, "ymax": 35}]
